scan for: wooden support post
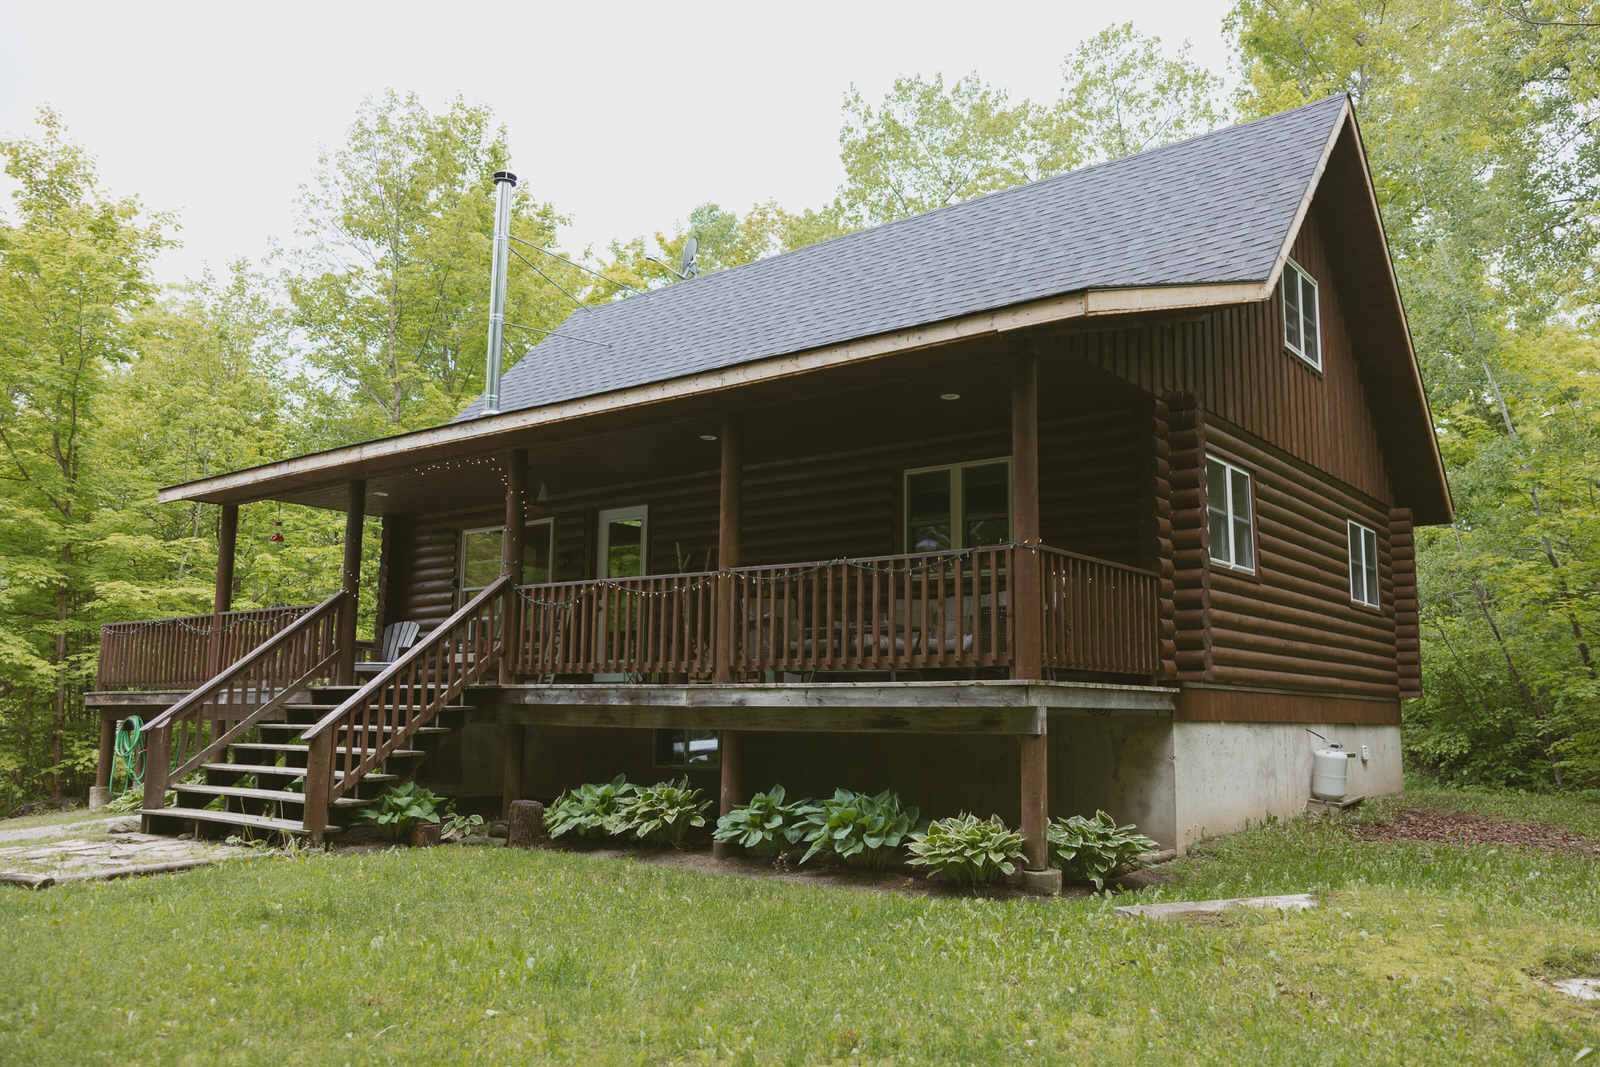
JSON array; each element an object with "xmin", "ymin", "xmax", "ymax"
[
  {"xmin": 302, "ymin": 732, "xmax": 332, "ymax": 845},
  {"xmin": 714, "ymin": 412, "xmax": 742, "ymax": 684},
  {"xmin": 207, "ymin": 503, "xmax": 239, "ymax": 679},
  {"xmin": 139, "ymin": 725, "xmax": 171, "ymax": 831},
  {"xmin": 90, "ymin": 711, "xmax": 115, "ymax": 807},
  {"xmin": 712, "ymin": 728, "xmax": 743, "ymax": 859},
  {"xmin": 1011, "ymin": 354, "xmax": 1042, "ymax": 680},
  {"xmin": 95, "ymin": 712, "xmax": 114, "ymax": 790},
  {"xmin": 500, "ymin": 449, "xmax": 528, "ymax": 684},
  {"xmin": 502, "ymin": 724, "xmax": 526, "ymax": 819},
  {"xmin": 1020, "ymin": 712, "xmax": 1048, "ymax": 870},
  {"xmin": 337, "ymin": 481, "xmax": 366, "ymax": 685}
]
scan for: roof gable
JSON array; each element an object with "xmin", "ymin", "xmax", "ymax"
[{"xmin": 459, "ymin": 94, "xmax": 1350, "ymax": 421}]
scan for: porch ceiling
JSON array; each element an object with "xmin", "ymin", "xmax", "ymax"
[{"xmin": 175, "ymin": 331, "xmax": 1152, "ymax": 517}]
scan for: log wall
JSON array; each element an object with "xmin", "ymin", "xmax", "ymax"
[
  {"xmin": 1199, "ymin": 418, "xmax": 1400, "ymax": 702},
  {"xmin": 1058, "ymin": 210, "xmax": 1392, "ymax": 505},
  {"xmin": 379, "ymin": 413, "xmax": 1147, "ymax": 633}
]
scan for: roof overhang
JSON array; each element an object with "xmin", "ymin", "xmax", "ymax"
[{"xmin": 158, "ymin": 281, "xmax": 1269, "ymax": 507}]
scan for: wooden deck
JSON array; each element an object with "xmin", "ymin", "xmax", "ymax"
[{"xmin": 467, "ymin": 678, "xmax": 1176, "ymax": 734}]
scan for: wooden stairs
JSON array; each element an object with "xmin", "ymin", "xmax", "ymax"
[{"xmin": 142, "ymin": 685, "xmax": 470, "ymax": 841}]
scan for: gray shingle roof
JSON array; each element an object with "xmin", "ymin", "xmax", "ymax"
[{"xmin": 457, "ymin": 94, "xmax": 1347, "ymax": 421}]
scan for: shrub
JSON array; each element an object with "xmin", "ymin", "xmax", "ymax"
[
  {"xmin": 799, "ymin": 788, "xmax": 924, "ymax": 869},
  {"xmin": 907, "ymin": 813, "xmax": 1024, "ymax": 885},
  {"xmin": 1047, "ymin": 811, "xmax": 1159, "ymax": 890},
  {"xmin": 357, "ymin": 781, "xmax": 443, "ymax": 842},
  {"xmin": 618, "ymin": 779, "xmax": 711, "ymax": 848},
  {"xmin": 545, "ymin": 774, "xmax": 637, "ymax": 839},
  {"xmin": 713, "ymin": 785, "xmax": 818, "ymax": 856}
]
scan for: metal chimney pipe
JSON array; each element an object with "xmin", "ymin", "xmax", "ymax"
[{"xmin": 483, "ymin": 170, "xmax": 517, "ymax": 416}]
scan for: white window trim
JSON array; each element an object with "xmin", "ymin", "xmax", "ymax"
[
  {"xmin": 1206, "ymin": 457, "xmax": 1257, "ymax": 574},
  {"xmin": 1348, "ymin": 519, "xmax": 1380, "ymax": 608},
  {"xmin": 460, "ymin": 519, "xmax": 555, "ymax": 604},
  {"xmin": 596, "ymin": 505, "xmax": 649, "ymax": 579},
  {"xmin": 652, "ymin": 728, "xmax": 720, "ymax": 770},
  {"xmin": 1282, "ymin": 258, "xmax": 1321, "ymax": 370},
  {"xmin": 902, "ymin": 457, "xmax": 1012, "ymax": 553}
]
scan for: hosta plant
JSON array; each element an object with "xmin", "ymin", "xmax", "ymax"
[
  {"xmin": 618, "ymin": 778, "xmax": 711, "ymax": 848},
  {"xmin": 356, "ymin": 781, "xmax": 443, "ymax": 842},
  {"xmin": 712, "ymin": 785, "xmax": 818, "ymax": 856},
  {"xmin": 799, "ymin": 788, "xmax": 924, "ymax": 869},
  {"xmin": 907, "ymin": 813, "xmax": 1025, "ymax": 886},
  {"xmin": 1048, "ymin": 811, "xmax": 1159, "ymax": 890},
  {"xmin": 545, "ymin": 774, "xmax": 637, "ymax": 839}
]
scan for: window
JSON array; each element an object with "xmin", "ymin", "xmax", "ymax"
[
  {"xmin": 597, "ymin": 506, "xmax": 648, "ymax": 578},
  {"xmin": 904, "ymin": 459, "xmax": 1011, "ymax": 553},
  {"xmin": 1206, "ymin": 457, "xmax": 1255, "ymax": 572},
  {"xmin": 1282, "ymin": 259, "xmax": 1320, "ymax": 369},
  {"xmin": 460, "ymin": 519, "xmax": 554, "ymax": 603},
  {"xmin": 653, "ymin": 729, "xmax": 719, "ymax": 769},
  {"xmin": 1348, "ymin": 520, "xmax": 1380, "ymax": 608}
]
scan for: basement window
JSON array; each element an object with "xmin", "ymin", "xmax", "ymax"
[
  {"xmin": 460, "ymin": 519, "xmax": 554, "ymax": 604},
  {"xmin": 653, "ymin": 729, "xmax": 719, "ymax": 769},
  {"xmin": 1206, "ymin": 457, "xmax": 1255, "ymax": 573},
  {"xmin": 904, "ymin": 459, "xmax": 1011, "ymax": 553},
  {"xmin": 1348, "ymin": 520, "xmax": 1380, "ymax": 608},
  {"xmin": 1282, "ymin": 259, "xmax": 1321, "ymax": 369}
]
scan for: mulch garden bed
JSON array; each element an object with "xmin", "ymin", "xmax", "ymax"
[{"xmin": 1343, "ymin": 804, "xmax": 1600, "ymax": 857}]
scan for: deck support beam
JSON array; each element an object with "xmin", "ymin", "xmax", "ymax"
[
  {"xmin": 714, "ymin": 412, "xmax": 742, "ymax": 684},
  {"xmin": 207, "ymin": 503, "xmax": 239, "ymax": 678},
  {"xmin": 1012, "ymin": 355, "xmax": 1049, "ymax": 871},
  {"xmin": 337, "ymin": 481, "xmax": 365, "ymax": 685},
  {"xmin": 501, "ymin": 449, "xmax": 529, "ymax": 815},
  {"xmin": 1020, "ymin": 712, "xmax": 1048, "ymax": 869},
  {"xmin": 714, "ymin": 413, "xmax": 743, "ymax": 856}
]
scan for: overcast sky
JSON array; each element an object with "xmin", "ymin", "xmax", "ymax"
[{"xmin": 0, "ymin": 1, "xmax": 1238, "ymax": 285}]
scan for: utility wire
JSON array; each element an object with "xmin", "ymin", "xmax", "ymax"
[
  {"xmin": 510, "ymin": 246, "xmax": 591, "ymax": 314},
  {"xmin": 504, "ymin": 322, "xmax": 612, "ymax": 349},
  {"xmin": 508, "ymin": 235, "xmax": 643, "ymax": 294}
]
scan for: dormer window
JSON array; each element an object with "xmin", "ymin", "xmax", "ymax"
[{"xmin": 1282, "ymin": 259, "xmax": 1320, "ymax": 369}]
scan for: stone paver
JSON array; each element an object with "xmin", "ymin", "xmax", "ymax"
[
  {"xmin": 0, "ymin": 828, "xmax": 261, "ymax": 886},
  {"xmin": 1115, "ymin": 893, "xmax": 1319, "ymax": 920}
]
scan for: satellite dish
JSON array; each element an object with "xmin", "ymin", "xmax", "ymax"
[{"xmin": 680, "ymin": 235, "xmax": 699, "ymax": 279}]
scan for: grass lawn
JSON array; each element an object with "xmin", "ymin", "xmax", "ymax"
[{"xmin": 2, "ymin": 786, "xmax": 1598, "ymax": 1065}]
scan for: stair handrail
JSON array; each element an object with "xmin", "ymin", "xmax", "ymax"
[
  {"xmin": 299, "ymin": 575, "xmax": 513, "ymax": 839},
  {"xmin": 140, "ymin": 590, "xmax": 347, "ymax": 816}
]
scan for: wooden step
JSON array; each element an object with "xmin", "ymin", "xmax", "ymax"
[
  {"xmin": 173, "ymin": 782, "xmax": 366, "ymax": 807},
  {"xmin": 231, "ymin": 742, "xmax": 310, "ymax": 754},
  {"xmin": 200, "ymin": 762, "xmax": 396, "ymax": 783},
  {"xmin": 141, "ymin": 807, "xmax": 341, "ymax": 836}
]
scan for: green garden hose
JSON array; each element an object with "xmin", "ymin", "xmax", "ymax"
[{"xmin": 112, "ymin": 716, "xmax": 146, "ymax": 798}]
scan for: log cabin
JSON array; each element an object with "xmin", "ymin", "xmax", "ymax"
[{"xmin": 88, "ymin": 93, "xmax": 1448, "ymax": 872}]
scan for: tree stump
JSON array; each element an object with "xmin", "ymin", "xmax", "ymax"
[{"xmin": 507, "ymin": 800, "xmax": 544, "ymax": 849}]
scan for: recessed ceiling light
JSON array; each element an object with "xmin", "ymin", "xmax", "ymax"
[
  {"xmin": 700, "ymin": 434, "xmax": 718, "ymax": 441},
  {"xmin": 372, "ymin": 491, "xmax": 389, "ymax": 497},
  {"xmin": 940, "ymin": 393, "xmax": 961, "ymax": 401}
]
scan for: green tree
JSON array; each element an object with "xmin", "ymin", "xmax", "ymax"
[
  {"xmin": 283, "ymin": 91, "xmax": 582, "ymax": 439},
  {"xmin": 1229, "ymin": 0, "xmax": 1600, "ymax": 786},
  {"xmin": 0, "ymin": 109, "xmax": 169, "ymax": 797},
  {"xmin": 1063, "ymin": 23, "xmax": 1226, "ymax": 162}
]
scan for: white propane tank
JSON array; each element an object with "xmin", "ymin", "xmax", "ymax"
[{"xmin": 1311, "ymin": 743, "xmax": 1350, "ymax": 801}]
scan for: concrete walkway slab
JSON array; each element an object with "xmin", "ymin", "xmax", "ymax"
[{"xmin": 1115, "ymin": 893, "xmax": 1319, "ymax": 919}]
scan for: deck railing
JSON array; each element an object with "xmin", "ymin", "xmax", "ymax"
[
  {"xmin": 512, "ymin": 572, "xmax": 717, "ymax": 676},
  {"xmin": 1039, "ymin": 547, "xmax": 1160, "ymax": 677},
  {"xmin": 301, "ymin": 575, "xmax": 512, "ymax": 836},
  {"xmin": 730, "ymin": 547, "xmax": 1014, "ymax": 674},
  {"xmin": 139, "ymin": 592, "xmax": 346, "ymax": 815},
  {"xmin": 96, "ymin": 605, "xmax": 314, "ymax": 690}
]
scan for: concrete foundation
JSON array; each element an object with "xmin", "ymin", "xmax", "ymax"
[{"xmin": 441, "ymin": 710, "xmax": 1401, "ymax": 855}]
